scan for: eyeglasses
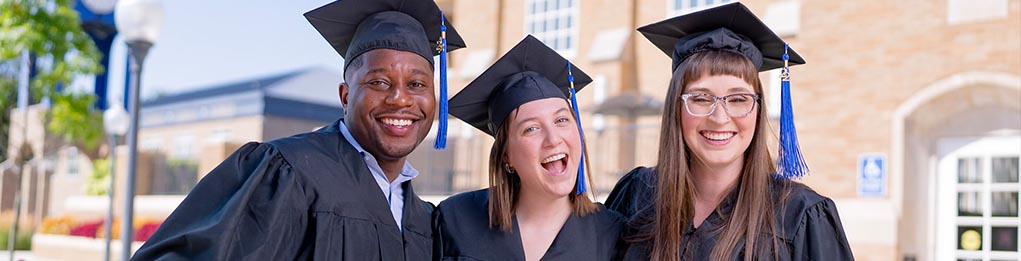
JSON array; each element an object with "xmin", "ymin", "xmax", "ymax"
[{"xmin": 679, "ymin": 93, "xmax": 760, "ymax": 117}]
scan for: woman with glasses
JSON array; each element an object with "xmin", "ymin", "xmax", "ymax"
[
  {"xmin": 605, "ymin": 3, "xmax": 853, "ymax": 260},
  {"xmin": 434, "ymin": 36, "xmax": 624, "ymax": 261}
]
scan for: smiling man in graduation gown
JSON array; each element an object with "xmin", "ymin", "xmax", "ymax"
[{"xmin": 131, "ymin": 0, "xmax": 465, "ymax": 260}]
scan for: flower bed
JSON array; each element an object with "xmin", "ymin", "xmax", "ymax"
[
  {"xmin": 35, "ymin": 215, "xmax": 162, "ymax": 260},
  {"xmin": 40, "ymin": 215, "xmax": 163, "ymax": 242}
]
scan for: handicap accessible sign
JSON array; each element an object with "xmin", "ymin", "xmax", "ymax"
[{"xmin": 858, "ymin": 154, "xmax": 886, "ymax": 197}]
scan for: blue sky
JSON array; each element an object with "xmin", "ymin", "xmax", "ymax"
[{"xmin": 81, "ymin": 0, "xmax": 342, "ymax": 102}]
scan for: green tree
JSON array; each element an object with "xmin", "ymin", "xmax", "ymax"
[
  {"xmin": 1, "ymin": 0, "xmax": 105, "ymax": 160},
  {"xmin": 0, "ymin": 72, "xmax": 16, "ymax": 163}
]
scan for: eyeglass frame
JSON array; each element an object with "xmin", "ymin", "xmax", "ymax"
[{"xmin": 679, "ymin": 93, "xmax": 761, "ymax": 117}]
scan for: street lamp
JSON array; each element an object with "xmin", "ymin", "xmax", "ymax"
[
  {"xmin": 101, "ymin": 102, "xmax": 128, "ymax": 261},
  {"xmin": 114, "ymin": 0, "xmax": 163, "ymax": 259}
]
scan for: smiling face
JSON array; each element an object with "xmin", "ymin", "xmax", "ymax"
[
  {"xmin": 340, "ymin": 48, "xmax": 436, "ymax": 163},
  {"xmin": 503, "ymin": 98, "xmax": 582, "ymax": 199},
  {"xmin": 680, "ymin": 74, "xmax": 759, "ymax": 170}
]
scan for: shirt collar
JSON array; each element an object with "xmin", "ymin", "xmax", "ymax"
[{"xmin": 338, "ymin": 121, "xmax": 420, "ymax": 180}]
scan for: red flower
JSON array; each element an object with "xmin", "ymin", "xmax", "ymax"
[
  {"xmin": 134, "ymin": 222, "xmax": 162, "ymax": 242},
  {"xmin": 69, "ymin": 220, "xmax": 104, "ymax": 238}
]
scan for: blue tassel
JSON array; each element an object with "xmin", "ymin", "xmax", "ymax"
[
  {"xmin": 434, "ymin": 12, "xmax": 449, "ymax": 150},
  {"xmin": 776, "ymin": 44, "xmax": 809, "ymax": 179},
  {"xmin": 567, "ymin": 61, "xmax": 587, "ymax": 195}
]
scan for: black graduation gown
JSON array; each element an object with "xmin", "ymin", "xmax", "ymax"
[
  {"xmin": 434, "ymin": 189, "xmax": 624, "ymax": 260},
  {"xmin": 132, "ymin": 119, "xmax": 435, "ymax": 261},
  {"xmin": 605, "ymin": 167, "xmax": 854, "ymax": 260}
]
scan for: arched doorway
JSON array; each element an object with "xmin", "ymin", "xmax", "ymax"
[{"xmin": 893, "ymin": 71, "xmax": 1021, "ymax": 261}]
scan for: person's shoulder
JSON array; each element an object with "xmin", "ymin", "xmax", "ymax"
[
  {"xmin": 261, "ymin": 119, "xmax": 360, "ymax": 170},
  {"xmin": 438, "ymin": 189, "xmax": 489, "ymax": 213},
  {"xmin": 265, "ymin": 121, "xmax": 344, "ymax": 152},
  {"xmin": 435, "ymin": 189, "xmax": 491, "ymax": 232},
  {"xmin": 774, "ymin": 180, "xmax": 830, "ymax": 211},
  {"xmin": 605, "ymin": 166, "xmax": 657, "ymax": 218},
  {"xmin": 611, "ymin": 167, "xmax": 657, "ymax": 195},
  {"xmin": 222, "ymin": 141, "xmax": 289, "ymax": 174},
  {"xmin": 623, "ymin": 166, "xmax": 656, "ymax": 184},
  {"xmin": 588, "ymin": 203, "xmax": 627, "ymax": 227},
  {"xmin": 772, "ymin": 179, "xmax": 838, "ymax": 234}
]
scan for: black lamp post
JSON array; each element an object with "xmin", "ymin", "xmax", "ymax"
[{"xmin": 114, "ymin": 0, "xmax": 164, "ymax": 259}]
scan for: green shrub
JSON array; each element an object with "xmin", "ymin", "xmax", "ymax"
[
  {"xmin": 87, "ymin": 157, "xmax": 111, "ymax": 196},
  {"xmin": 0, "ymin": 227, "xmax": 33, "ymax": 250}
]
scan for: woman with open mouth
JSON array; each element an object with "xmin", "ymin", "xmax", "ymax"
[
  {"xmin": 433, "ymin": 35, "xmax": 624, "ymax": 261},
  {"xmin": 605, "ymin": 2, "xmax": 854, "ymax": 261}
]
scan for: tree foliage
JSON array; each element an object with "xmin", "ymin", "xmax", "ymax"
[
  {"xmin": 1, "ymin": 0, "xmax": 105, "ymax": 160},
  {"xmin": 0, "ymin": 73, "xmax": 15, "ymax": 163},
  {"xmin": 87, "ymin": 157, "xmax": 109, "ymax": 195},
  {"xmin": 49, "ymin": 91, "xmax": 104, "ymax": 154}
]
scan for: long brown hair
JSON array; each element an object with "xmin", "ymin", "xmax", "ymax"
[
  {"xmin": 488, "ymin": 105, "xmax": 598, "ymax": 232},
  {"xmin": 647, "ymin": 50, "xmax": 784, "ymax": 260}
]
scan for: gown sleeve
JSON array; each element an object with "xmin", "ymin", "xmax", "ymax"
[
  {"xmin": 791, "ymin": 198, "xmax": 855, "ymax": 261},
  {"xmin": 604, "ymin": 167, "xmax": 655, "ymax": 220},
  {"xmin": 132, "ymin": 142, "xmax": 311, "ymax": 260}
]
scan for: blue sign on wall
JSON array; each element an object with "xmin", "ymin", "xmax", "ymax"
[{"xmin": 858, "ymin": 153, "xmax": 887, "ymax": 197}]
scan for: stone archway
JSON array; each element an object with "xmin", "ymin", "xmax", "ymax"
[{"xmin": 892, "ymin": 71, "xmax": 1021, "ymax": 261}]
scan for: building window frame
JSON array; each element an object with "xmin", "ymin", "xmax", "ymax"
[
  {"xmin": 173, "ymin": 134, "xmax": 195, "ymax": 159},
  {"xmin": 668, "ymin": 0, "xmax": 733, "ymax": 17},
  {"xmin": 524, "ymin": 0, "xmax": 579, "ymax": 58}
]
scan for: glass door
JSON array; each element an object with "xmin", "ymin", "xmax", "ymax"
[{"xmin": 937, "ymin": 136, "xmax": 1020, "ymax": 261}]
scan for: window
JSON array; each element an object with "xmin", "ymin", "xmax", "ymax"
[
  {"xmin": 173, "ymin": 134, "xmax": 194, "ymax": 159},
  {"xmin": 937, "ymin": 136, "xmax": 1021, "ymax": 261},
  {"xmin": 668, "ymin": 0, "xmax": 733, "ymax": 17},
  {"xmin": 525, "ymin": 0, "xmax": 579, "ymax": 57},
  {"xmin": 66, "ymin": 147, "xmax": 79, "ymax": 176},
  {"xmin": 142, "ymin": 137, "xmax": 162, "ymax": 151},
  {"xmin": 208, "ymin": 128, "xmax": 232, "ymax": 143}
]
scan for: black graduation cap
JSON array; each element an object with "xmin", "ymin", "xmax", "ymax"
[
  {"xmin": 304, "ymin": 0, "xmax": 467, "ymax": 150},
  {"xmin": 304, "ymin": 0, "xmax": 466, "ymax": 71},
  {"xmin": 637, "ymin": 2, "xmax": 805, "ymax": 72},
  {"xmin": 449, "ymin": 35, "xmax": 592, "ymax": 137}
]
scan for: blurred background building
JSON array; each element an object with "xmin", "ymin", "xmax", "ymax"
[
  {"xmin": 7, "ymin": 67, "xmax": 344, "ymax": 260},
  {"xmin": 4, "ymin": 0, "xmax": 1018, "ymax": 260}
]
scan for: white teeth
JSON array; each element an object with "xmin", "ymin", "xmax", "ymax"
[
  {"xmin": 382, "ymin": 118, "xmax": 413, "ymax": 127},
  {"xmin": 542, "ymin": 153, "xmax": 566, "ymax": 164},
  {"xmin": 702, "ymin": 131, "xmax": 734, "ymax": 141}
]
